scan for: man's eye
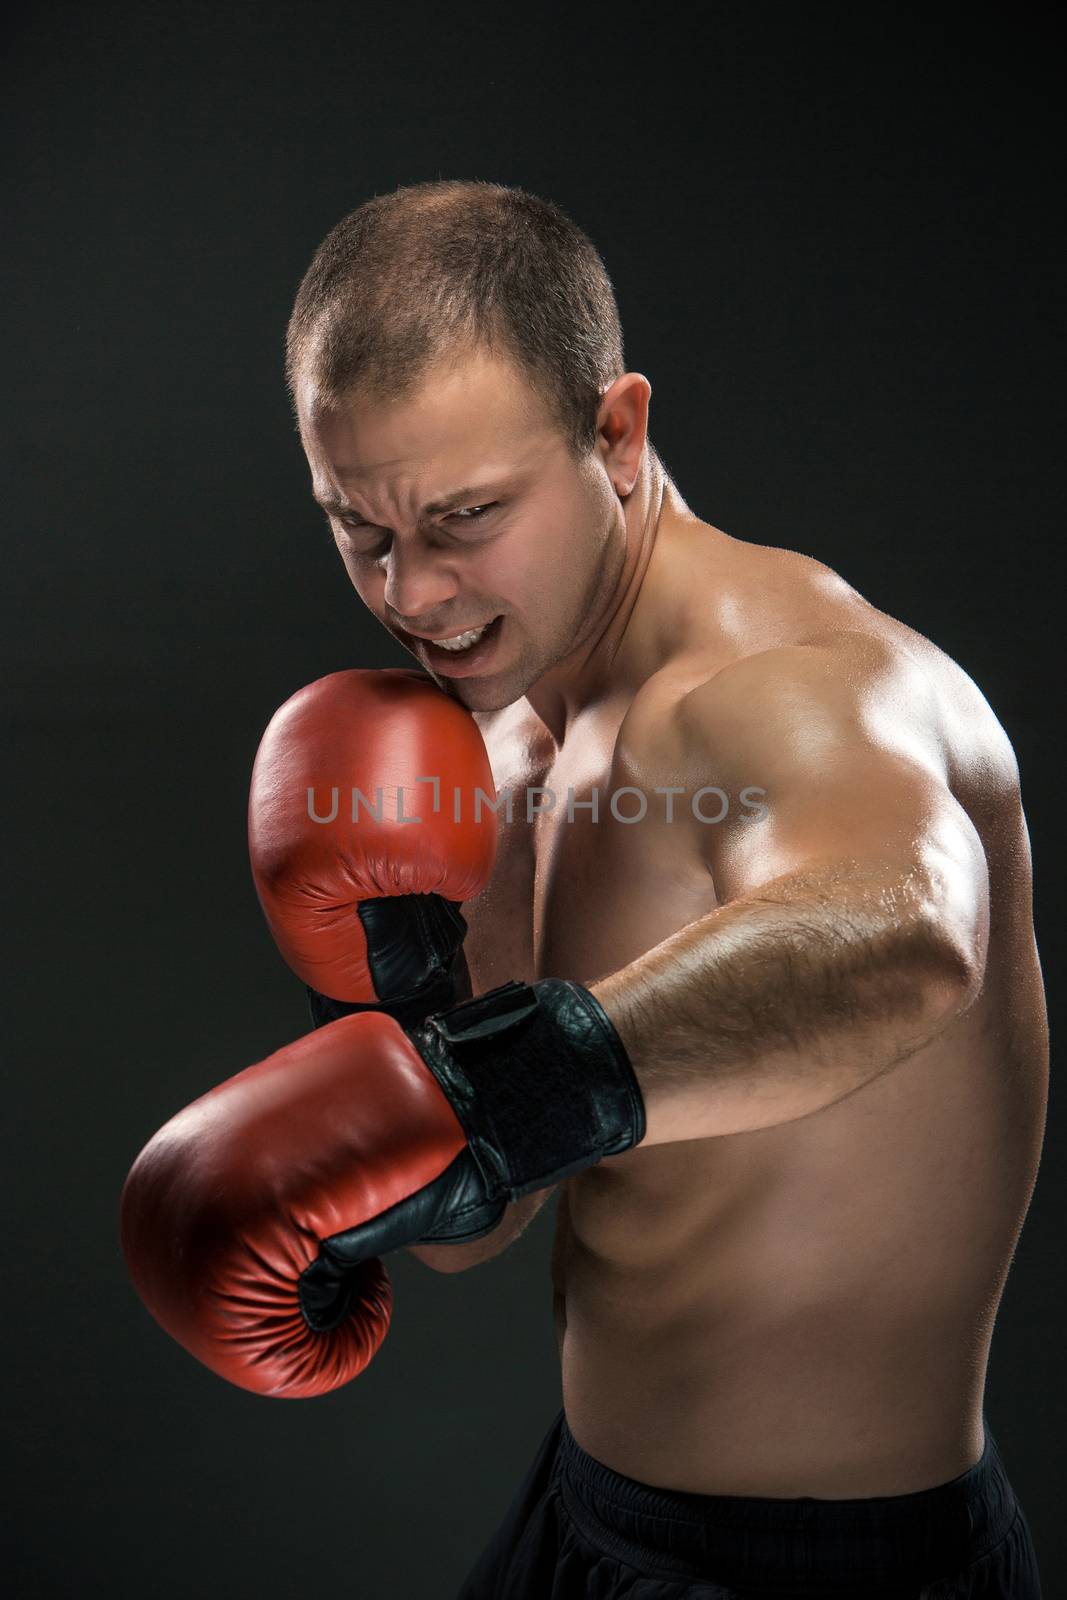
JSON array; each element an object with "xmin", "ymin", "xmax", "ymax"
[
  {"xmin": 447, "ymin": 504, "xmax": 495, "ymax": 522},
  {"xmin": 333, "ymin": 521, "xmax": 387, "ymax": 558},
  {"xmin": 336, "ymin": 516, "xmax": 383, "ymax": 540}
]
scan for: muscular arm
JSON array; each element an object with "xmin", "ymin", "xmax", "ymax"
[
  {"xmin": 406, "ymin": 1186, "xmax": 557, "ymax": 1273},
  {"xmin": 592, "ymin": 634, "xmax": 992, "ymax": 1145}
]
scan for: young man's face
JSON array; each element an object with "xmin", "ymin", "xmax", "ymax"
[{"xmin": 296, "ymin": 343, "xmax": 626, "ymax": 713}]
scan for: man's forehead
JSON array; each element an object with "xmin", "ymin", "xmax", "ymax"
[
  {"xmin": 300, "ymin": 372, "xmax": 556, "ymax": 504},
  {"xmin": 303, "ymin": 415, "xmax": 504, "ymax": 503},
  {"xmin": 309, "ymin": 436, "xmax": 546, "ymax": 508}
]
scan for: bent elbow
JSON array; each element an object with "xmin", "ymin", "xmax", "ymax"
[{"xmin": 911, "ymin": 917, "xmax": 985, "ymax": 1031}]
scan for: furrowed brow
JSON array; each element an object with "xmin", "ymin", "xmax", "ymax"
[{"xmin": 313, "ymin": 484, "xmax": 501, "ymax": 521}]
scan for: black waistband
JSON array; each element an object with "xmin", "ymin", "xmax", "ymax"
[{"xmin": 553, "ymin": 1412, "xmax": 1019, "ymax": 1592}]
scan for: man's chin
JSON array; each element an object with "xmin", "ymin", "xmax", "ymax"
[
  {"xmin": 424, "ymin": 657, "xmax": 530, "ymax": 713},
  {"xmin": 440, "ymin": 676, "xmax": 524, "ymax": 713}
]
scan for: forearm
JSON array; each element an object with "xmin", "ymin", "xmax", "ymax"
[{"xmin": 592, "ymin": 861, "xmax": 979, "ymax": 1146}]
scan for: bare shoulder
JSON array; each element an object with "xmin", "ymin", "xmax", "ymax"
[{"xmin": 620, "ymin": 536, "xmax": 1020, "ymax": 815}]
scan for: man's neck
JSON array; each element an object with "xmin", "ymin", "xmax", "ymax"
[
  {"xmin": 524, "ymin": 450, "xmax": 692, "ymax": 743},
  {"xmin": 527, "ymin": 451, "xmax": 710, "ymax": 742}
]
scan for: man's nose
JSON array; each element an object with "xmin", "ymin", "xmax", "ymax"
[{"xmin": 381, "ymin": 542, "xmax": 459, "ymax": 621}]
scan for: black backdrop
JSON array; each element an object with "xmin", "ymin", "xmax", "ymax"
[{"xmin": 4, "ymin": 3, "xmax": 1063, "ymax": 1594}]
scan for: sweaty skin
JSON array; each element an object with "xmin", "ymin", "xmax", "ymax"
[{"xmin": 298, "ymin": 351, "xmax": 1046, "ymax": 1501}]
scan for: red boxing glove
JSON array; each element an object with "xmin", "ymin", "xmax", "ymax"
[
  {"xmin": 119, "ymin": 981, "xmax": 645, "ymax": 1399},
  {"xmin": 249, "ymin": 669, "xmax": 498, "ymax": 1029},
  {"xmin": 119, "ymin": 1012, "xmax": 459, "ymax": 1398}
]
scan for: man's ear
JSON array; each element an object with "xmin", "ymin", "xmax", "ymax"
[{"xmin": 595, "ymin": 372, "xmax": 652, "ymax": 495}]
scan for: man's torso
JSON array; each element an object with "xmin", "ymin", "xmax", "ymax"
[{"xmin": 461, "ymin": 517, "xmax": 1047, "ymax": 1498}]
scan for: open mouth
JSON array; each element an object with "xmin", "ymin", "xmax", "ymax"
[{"xmin": 415, "ymin": 614, "xmax": 504, "ymax": 675}]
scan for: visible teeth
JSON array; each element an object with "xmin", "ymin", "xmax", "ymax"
[{"xmin": 431, "ymin": 622, "xmax": 491, "ymax": 651}]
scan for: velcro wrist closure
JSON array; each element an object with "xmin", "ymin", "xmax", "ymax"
[{"xmin": 410, "ymin": 979, "xmax": 646, "ymax": 1201}]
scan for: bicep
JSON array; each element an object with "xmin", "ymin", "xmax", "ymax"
[{"xmin": 674, "ymin": 644, "xmax": 990, "ymax": 961}]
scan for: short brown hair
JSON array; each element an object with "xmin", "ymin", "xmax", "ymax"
[{"xmin": 286, "ymin": 180, "xmax": 628, "ymax": 458}]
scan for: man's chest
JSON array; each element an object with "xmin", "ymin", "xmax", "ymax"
[{"xmin": 462, "ymin": 703, "xmax": 717, "ymax": 994}]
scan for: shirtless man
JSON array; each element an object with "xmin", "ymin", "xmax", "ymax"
[
  {"xmin": 120, "ymin": 181, "xmax": 1046, "ymax": 1596},
  {"xmin": 295, "ymin": 183, "xmax": 1047, "ymax": 1596}
]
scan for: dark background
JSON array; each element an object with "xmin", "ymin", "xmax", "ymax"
[{"xmin": 4, "ymin": 2, "xmax": 1063, "ymax": 1594}]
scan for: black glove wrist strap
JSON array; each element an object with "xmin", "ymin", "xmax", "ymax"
[{"xmin": 410, "ymin": 978, "xmax": 646, "ymax": 1201}]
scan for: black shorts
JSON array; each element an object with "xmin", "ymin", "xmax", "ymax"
[{"xmin": 455, "ymin": 1409, "xmax": 1041, "ymax": 1598}]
